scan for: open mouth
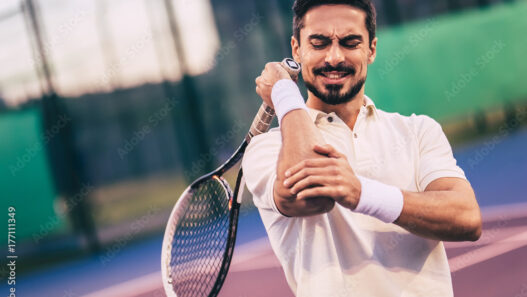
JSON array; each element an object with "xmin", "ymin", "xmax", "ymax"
[
  {"xmin": 313, "ymin": 64, "xmax": 356, "ymax": 84},
  {"xmin": 319, "ymin": 71, "xmax": 351, "ymax": 84},
  {"xmin": 320, "ymin": 71, "xmax": 350, "ymax": 79}
]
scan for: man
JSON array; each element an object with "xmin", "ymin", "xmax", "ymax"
[{"xmin": 243, "ymin": 0, "xmax": 482, "ymax": 296}]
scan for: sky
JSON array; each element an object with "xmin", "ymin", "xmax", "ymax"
[{"xmin": 0, "ymin": 0, "xmax": 220, "ymax": 106}]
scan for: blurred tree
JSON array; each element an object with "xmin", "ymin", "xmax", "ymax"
[
  {"xmin": 163, "ymin": 0, "xmax": 214, "ymax": 178},
  {"xmin": 0, "ymin": 96, "xmax": 7, "ymax": 111},
  {"xmin": 95, "ymin": 0, "xmax": 122, "ymax": 90},
  {"xmin": 477, "ymin": 0, "xmax": 491, "ymax": 8},
  {"xmin": 447, "ymin": 0, "xmax": 462, "ymax": 11},
  {"xmin": 381, "ymin": 0, "xmax": 402, "ymax": 25},
  {"xmin": 22, "ymin": 0, "xmax": 100, "ymax": 253}
]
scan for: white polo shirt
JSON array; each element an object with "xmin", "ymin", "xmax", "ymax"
[{"xmin": 241, "ymin": 96, "xmax": 466, "ymax": 297}]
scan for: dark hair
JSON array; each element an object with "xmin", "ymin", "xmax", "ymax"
[{"xmin": 292, "ymin": 0, "xmax": 376, "ymax": 46}]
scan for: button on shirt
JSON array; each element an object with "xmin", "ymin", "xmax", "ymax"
[{"xmin": 241, "ymin": 96, "xmax": 466, "ymax": 297}]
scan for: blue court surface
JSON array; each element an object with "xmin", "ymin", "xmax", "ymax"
[{"xmin": 3, "ymin": 128, "xmax": 527, "ymax": 297}]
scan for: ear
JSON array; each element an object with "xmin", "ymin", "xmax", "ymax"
[
  {"xmin": 291, "ymin": 36, "xmax": 301, "ymax": 63},
  {"xmin": 367, "ymin": 37, "xmax": 378, "ymax": 64}
]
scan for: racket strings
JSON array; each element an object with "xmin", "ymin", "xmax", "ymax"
[{"xmin": 169, "ymin": 178, "xmax": 231, "ymax": 297}]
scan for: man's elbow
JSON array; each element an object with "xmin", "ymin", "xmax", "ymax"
[
  {"xmin": 273, "ymin": 183, "xmax": 335, "ymax": 217},
  {"xmin": 463, "ymin": 210, "xmax": 483, "ymax": 242},
  {"xmin": 456, "ymin": 188, "xmax": 482, "ymax": 242},
  {"xmin": 276, "ymin": 197, "xmax": 335, "ymax": 217}
]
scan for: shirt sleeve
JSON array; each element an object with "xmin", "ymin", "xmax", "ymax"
[
  {"xmin": 412, "ymin": 115, "xmax": 467, "ymax": 191},
  {"xmin": 242, "ymin": 129, "xmax": 285, "ymax": 215}
]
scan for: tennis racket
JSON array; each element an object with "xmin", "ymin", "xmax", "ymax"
[{"xmin": 161, "ymin": 58, "xmax": 301, "ymax": 297}]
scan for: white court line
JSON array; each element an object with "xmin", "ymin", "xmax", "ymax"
[
  {"xmin": 481, "ymin": 202, "xmax": 527, "ymax": 222},
  {"xmin": 231, "ymin": 237, "xmax": 272, "ymax": 264},
  {"xmin": 79, "ymin": 238, "xmax": 272, "ymax": 297},
  {"xmin": 445, "ymin": 225, "xmax": 527, "ymax": 249},
  {"xmin": 449, "ymin": 230, "xmax": 527, "ymax": 273},
  {"xmin": 229, "ymin": 249, "xmax": 281, "ymax": 272},
  {"xmin": 80, "ymin": 271, "xmax": 162, "ymax": 297}
]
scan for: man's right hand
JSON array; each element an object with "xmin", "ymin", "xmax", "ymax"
[{"xmin": 255, "ymin": 62, "xmax": 294, "ymax": 108}]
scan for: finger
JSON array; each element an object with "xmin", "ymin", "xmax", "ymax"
[
  {"xmin": 297, "ymin": 186, "xmax": 339, "ymax": 200},
  {"xmin": 256, "ymin": 76, "xmax": 273, "ymax": 87},
  {"xmin": 284, "ymin": 167, "xmax": 336, "ymax": 188},
  {"xmin": 313, "ymin": 144, "xmax": 333, "ymax": 156},
  {"xmin": 267, "ymin": 62, "xmax": 293, "ymax": 80},
  {"xmin": 314, "ymin": 144, "xmax": 343, "ymax": 158},
  {"xmin": 290, "ymin": 175, "xmax": 336, "ymax": 195},
  {"xmin": 264, "ymin": 62, "xmax": 276, "ymax": 72},
  {"xmin": 285, "ymin": 158, "xmax": 336, "ymax": 177}
]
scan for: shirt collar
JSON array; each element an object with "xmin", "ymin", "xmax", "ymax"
[{"xmin": 306, "ymin": 95, "xmax": 379, "ymax": 123}]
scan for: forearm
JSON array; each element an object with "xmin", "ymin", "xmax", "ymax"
[
  {"xmin": 273, "ymin": 110, "xmax": 334, "ymax": 216},
  {"xmin": 395, "ymin": 181, "xmax": 482, "ymax": 242},
  {"xmin": 272, "ymin": 80, "xmax": 326, "ymax": 176},
  {"xmin": 277, "ymin": 110, "xmax": 325, "ymax": 180}
]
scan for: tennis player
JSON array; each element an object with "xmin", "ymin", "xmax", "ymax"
[{"xmin": 243, "ymin": 0, "xmax": 482, "ymax": 296}]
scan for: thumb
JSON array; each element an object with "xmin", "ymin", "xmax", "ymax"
[{"xmin": 313, "ymin": 144, "xmax": 343, "ymax": 158}]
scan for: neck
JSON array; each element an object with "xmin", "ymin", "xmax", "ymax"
[{"xmin": 306, "ymin": 89, "xmax": 366, "ymax": 130}]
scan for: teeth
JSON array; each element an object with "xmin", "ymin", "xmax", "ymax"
[{"xmin": 328, "ymin": 74, "xmax": 342, "ymax": 79}]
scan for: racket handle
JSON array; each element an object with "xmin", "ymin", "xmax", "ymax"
[
  {"xmin": 246, "ymin": 103, "xmax": 275, "ymax": 142},
  {"xmin": 246, "ymin": 58, "xmax": 301, "ymax": 142}
]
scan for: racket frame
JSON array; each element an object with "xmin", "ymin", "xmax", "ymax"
[
  {"xmin": 161, "ymin": 141, "xmax": 247, "ymax": 297},
  {"xmin": 161, "ymin": 58, "xmax": 301, "ymax": 297}
]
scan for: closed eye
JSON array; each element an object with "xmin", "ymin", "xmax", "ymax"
[
  {"xmin": 308, "ymin": 34, "xmax": 331, "ymax": 49},
  {"xmin": 341, "ymin": 41, "xmax": 360, "ymax": 48},
  {"xmin": 340, "ymin": 35, "xmax": 363, "ymax": 49},
  {"xmin": 312, "ymin": 41, "xmax": 330, "ymax": 49}
]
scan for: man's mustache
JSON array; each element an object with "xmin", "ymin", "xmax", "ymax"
[{"xmin": 313, "ymin": 63, "xmax": 356, "ymax": 76}]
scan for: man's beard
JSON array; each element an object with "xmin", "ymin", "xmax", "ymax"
[{"xmin": 304, "ymin": 63, "xmax": 366, "ymax": 105}]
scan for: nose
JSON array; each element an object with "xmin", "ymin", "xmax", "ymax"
[{"xmin": 325, "ymin": 43, "xmax": 345, "ymax": 67}]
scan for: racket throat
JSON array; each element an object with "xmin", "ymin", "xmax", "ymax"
[{"xmin": 232, "ymin": 166, "xmax": 245, "ymax": 207}]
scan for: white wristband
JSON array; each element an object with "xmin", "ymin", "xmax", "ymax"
[
  {"xmin": 355, "ymin": 176, "xmax": 404, "ymax": 223},
  {"xmin": 271, "ymin": 79, "xmax": 308, "ymax": 125}
]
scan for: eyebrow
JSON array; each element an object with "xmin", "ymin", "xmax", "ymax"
[{"xmin": 308, "ymin": 34, "xmax": 331, "ymax": 42}]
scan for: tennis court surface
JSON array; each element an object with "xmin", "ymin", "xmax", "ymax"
[{"xmin": 79, "ymin": 203, "xmax": 527, "ymax": 297}]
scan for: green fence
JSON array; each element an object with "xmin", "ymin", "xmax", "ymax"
[
  {"xmin": 0, "ymin": 108, "xmax": 65, "ymax": 243},
  {"xmin": 367, "ymin": 1, "xmax": 527, "ymax": 120}
]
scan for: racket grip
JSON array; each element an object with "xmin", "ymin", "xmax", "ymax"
[
  {"xmin": 246, "ymin": 58, "xmax": 301, "ymax": 143},
  {"xmin": 246, "ymin": 103, "xmax": 275, "ymax": 142}
]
